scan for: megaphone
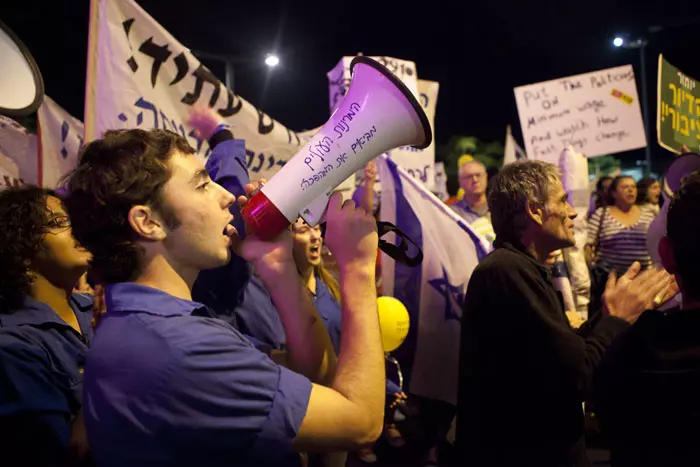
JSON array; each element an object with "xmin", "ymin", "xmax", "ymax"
[
  {"xmin": 242, "ymin": 56, "xmax": 432, "ymax": 240},
  {"xmin": 647, "ymin": 153, "xmax": 700, "ymax": 265},
  {"xmin": 646, "ymin": 152, "xmax": 700, "ymax": 310},
  {"xmin": 0, "ymin": 20, "xmax": 44, "ymax": 117}
]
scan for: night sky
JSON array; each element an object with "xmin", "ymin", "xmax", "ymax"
[{"xmin": 2, "ymin": 0, "xmax": 699, "ymax": 172}]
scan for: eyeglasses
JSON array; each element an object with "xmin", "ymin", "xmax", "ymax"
[
  {"xmin": 45, "ymin": 215, "xmax": 71, "ymax": 230},
  {"xmin": 459, "ymin": 172, "xmax": 485, "ymax": 181}
]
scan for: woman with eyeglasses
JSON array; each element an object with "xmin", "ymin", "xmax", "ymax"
[{"xmin": 0, "ymin": 186, "xmax": 94, "ymax": 466}]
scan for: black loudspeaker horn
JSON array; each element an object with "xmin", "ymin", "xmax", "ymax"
[{"xmin": 0, "ymin": 20, "xmax": 44, "ymax": 117}]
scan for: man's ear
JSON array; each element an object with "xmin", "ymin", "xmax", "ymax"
[
  {"xmin": 128, "ymin": 205, "xmax": 166, "ymax": 241},
  {"xmin": 659, "ymin": 236, "xmax": 677, "ymax": 274},
  {"xmin": 526, "ymin": 200, "xmax": 544, "ymax": 226}
]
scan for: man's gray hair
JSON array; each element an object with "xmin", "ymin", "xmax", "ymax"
[
  {"xmin": 458, "ymin": 159, "xmax": 486, "ymax": 175},
  {"xmin": 487, "ymin": 160, "xmax": 561, "ymax": 243}
]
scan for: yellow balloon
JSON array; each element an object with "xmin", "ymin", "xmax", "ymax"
[{"xmin": 377, "ymin": 296, "xmax": 410, "ymax": 352}]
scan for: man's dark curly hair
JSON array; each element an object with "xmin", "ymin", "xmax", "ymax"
[
  {"xmin": 64, "ymin": 129, "xmax": 194, "ymax": 284},
  {"xmin": 0, "ymin": 186, "xmax": 58, "ymax": 312}
]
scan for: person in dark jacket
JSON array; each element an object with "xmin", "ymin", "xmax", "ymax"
[
  {"xmin": 594, "ymin": 168, "xmax": 700, "ymax": 467},
  {"xmin": 456, "ymin": 160, "xmax": 675, "ymax": 467}
]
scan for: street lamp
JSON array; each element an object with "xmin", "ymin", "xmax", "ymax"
[
  {"xmin": 190, "ymin": 51, "xmax": 282, "ymax": 94},
  {"xmin": 612, "ymin": 34, "xmax": 651, "ymax": 175}
]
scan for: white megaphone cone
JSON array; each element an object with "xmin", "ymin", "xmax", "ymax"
[{"xmin": 242, "ymin": 56, "xmax": 432, "ymax": 240}]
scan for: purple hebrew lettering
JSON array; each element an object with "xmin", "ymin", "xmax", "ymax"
[
  {"xmin": 251, "ymin": 154, "xmax": 265, "ymax": 172},
  {"xmin": 245, "ymin": 149, "xmax": 255, "ymax": 168},
  {"xmin": 420, "ymin": 93, "xmax": 429, "ymax": 108},
  {"xmin": 135, "ymin": 97, "xmax": 158, "ymax": 128}
]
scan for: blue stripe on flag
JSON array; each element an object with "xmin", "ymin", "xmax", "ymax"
[
  {"xmin": 455, "ymin": 218, "xmax": 489, "ymax": 261},
  {"xmin": 385, "ymin": 159, "xmax": 423, "ymax": 388}
]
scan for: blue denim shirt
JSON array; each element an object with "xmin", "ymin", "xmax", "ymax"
[
  {"xmin": 84, "ymin": 283, "xmax": 312, "ymax": 466},
  {"xmin": 0, "ymin": 294, "xmax": 93, "ymax": 461}
]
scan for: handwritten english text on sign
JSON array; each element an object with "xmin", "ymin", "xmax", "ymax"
[
  {"xmin": 514, "ymin": 65, "xmax": 647, "ymax": 163},
  {"xmin": 657, "ymin": 55, "xmax": 700, "ymax": 154}
]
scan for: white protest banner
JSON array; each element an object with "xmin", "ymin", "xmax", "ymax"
[
  {"xmin": 327, "ymin": 57, "xmax": 354, "ymax": 115},
  {"xmin": 0, "ymin": 152, "xmax": 22, "ymax": 191},
  {"xmin": 514, "ymin": 65, "xmax": 647, "ymax": 164},
  {"xmin": 0, "ymin": 115, "xmax": 37, "ymax": 186},
  {"xmin": 327, "ymin": 57, "xmax": 438, "ymax": 191},
  {"xmin": 391, "ymin": 79, "xmax": 439, "ymax": 192},
  {"xmin": 86, "ymin": 0, "xmax": 309, "ymax": 181},
  {"xmin": 381, "ymin": 79, "xmax": 439, "ymax": 192},
  {"xmin": 37, "ymin": 95, "xmax": 85, "ymax": 188}
]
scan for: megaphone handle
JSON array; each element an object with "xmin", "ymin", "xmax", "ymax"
[{"xmin": 385, "ymin": 354, "xmax": 404, "ymax": 394}]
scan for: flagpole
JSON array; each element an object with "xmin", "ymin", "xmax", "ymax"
[{"xmin": 84, "ymin": 0, "xmax": 99, "ymax": 142}]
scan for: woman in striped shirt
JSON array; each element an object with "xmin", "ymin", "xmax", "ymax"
[
  {"xmin": 587, "ymin": 176, "xmax": 656, "ymax": 316},
  {"xmin": 588, "ymin": 176, "xmax": 656, "ymax": 274}
]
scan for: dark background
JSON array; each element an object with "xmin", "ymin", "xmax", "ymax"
[{"xmin": 3, "ymin": 0, "xmax": 699, "ymax": 174}]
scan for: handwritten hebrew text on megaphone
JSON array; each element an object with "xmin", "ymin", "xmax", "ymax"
[{"xmin": 242, "ymin": 56, "xmax": 432, "ymax": 240}]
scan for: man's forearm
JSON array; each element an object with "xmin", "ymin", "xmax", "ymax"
[
  {"xmin": 331, "ymin": 263, "xmax": 385, "ymax": 425},
  {"xmin": 266, "ymin": 272, "xmax": 337, "ymax": 386}
]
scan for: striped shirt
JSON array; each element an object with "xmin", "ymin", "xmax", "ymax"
[
  {"xmin": 450, "ymin": 199, "xmax": 496, "ymax": 246},
  {"xmin": 587, "ymin": 206, "xmax": 656, "ymax": 273}
]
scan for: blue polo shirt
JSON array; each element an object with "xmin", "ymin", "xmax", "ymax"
[
  {"xmin": 84, "ymin": 283, "xmax": 312, "ymax": 466},
  {"xmin": 235, "ymin": 272, "xmax": 288, "ymax": 350},
  {"xmin": 192, "ymin": 136, "xmax": 288, "ymax": 354},
  {"xmin": 0, "ymin": 294, "xmax": 93, "ymax": 462},
  {"xmin": 193, "ymin": 137, "xmax": 254, "ymax": 331}
]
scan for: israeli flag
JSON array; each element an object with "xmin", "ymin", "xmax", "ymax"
[
  {"xmin": 504, "ymin": 125, "xmax": 527, "ymax": 166},
  {"xmin": 379, "ymin": 156, "xmax": 490, "ymax": 405}
]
